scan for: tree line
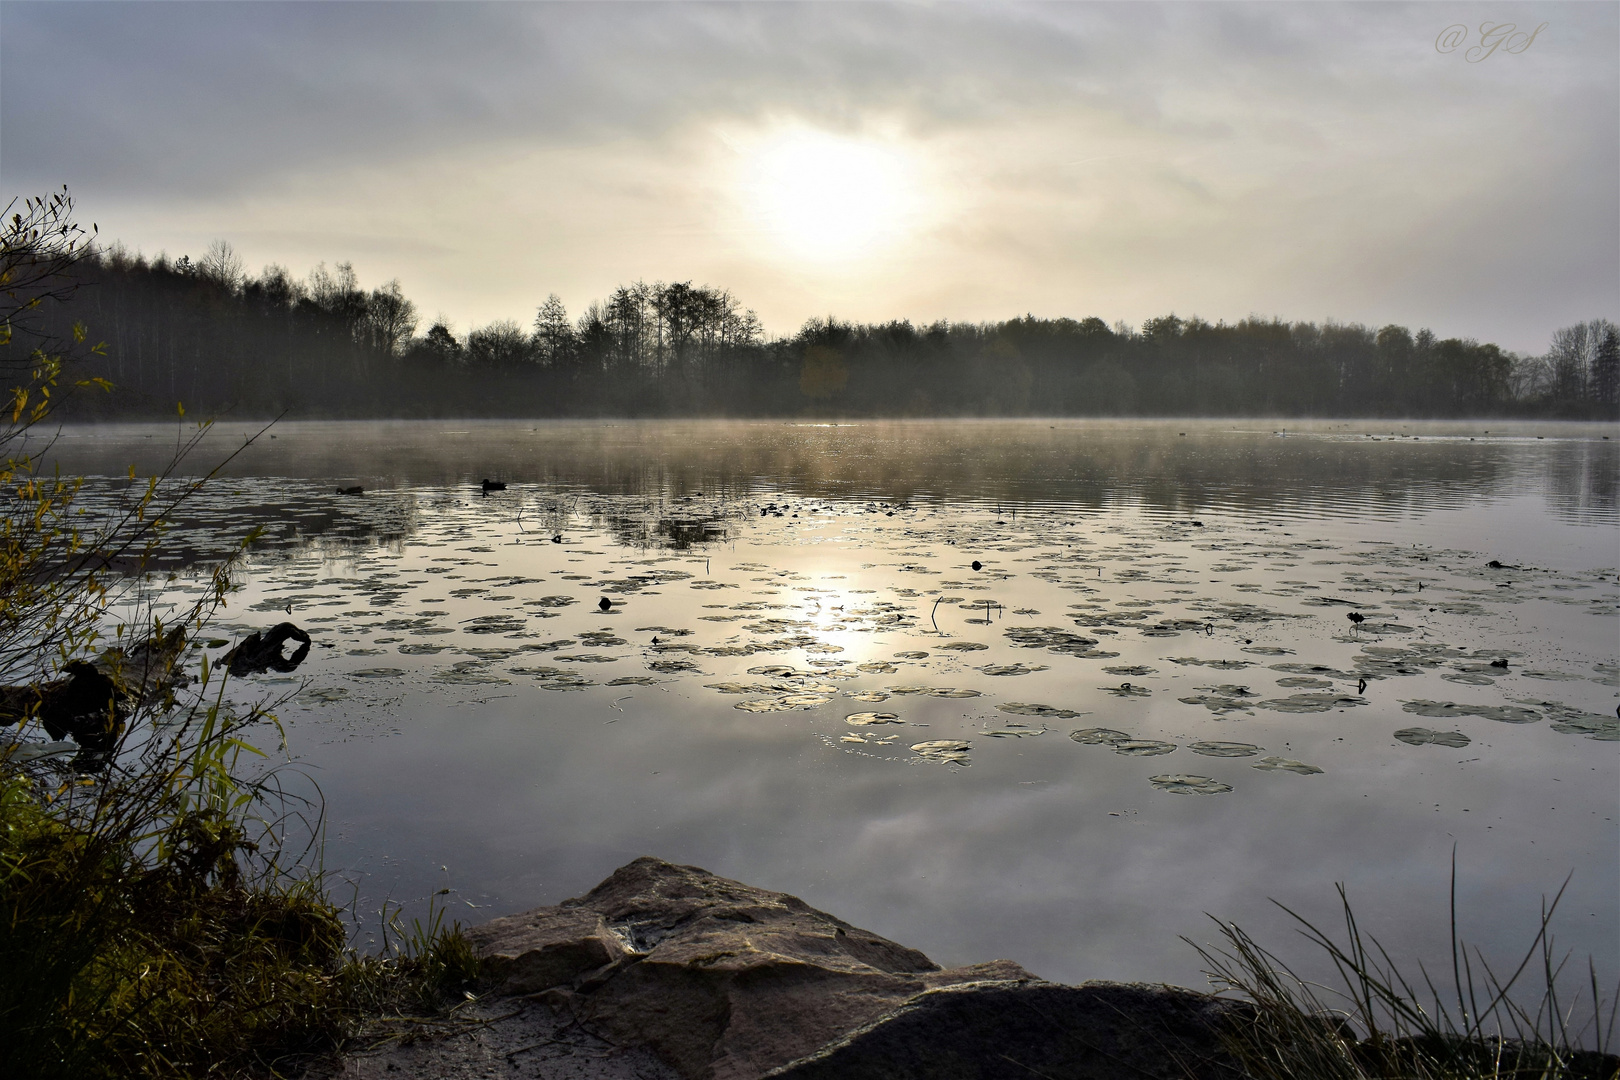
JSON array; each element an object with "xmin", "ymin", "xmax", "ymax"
[{"xmin": 24, "ymin": 239, "xmax": 1619, "ymax": 420}]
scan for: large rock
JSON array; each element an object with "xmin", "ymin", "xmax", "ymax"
[
  {"xmin": 764, "ymin": 980, "xmax": 1251, "ymax": 1080},
  {"xmin": 467, "ymin": 857, "xmax": 1249, "ymax": 1080}
]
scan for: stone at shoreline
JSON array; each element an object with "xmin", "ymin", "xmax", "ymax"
[{"xmin": 465, "ymin": 856, "xmax": 1250, "ymax": 1080}]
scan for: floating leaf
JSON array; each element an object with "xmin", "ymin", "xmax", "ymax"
[
  {"xmin": 845, "ymin": 711, "xmax": 903, "ymax": 726},
  {"xmin": 1252, "ymin": 756, "xmax": 1323, "ymax": 775},
  {"xmin": 1189, "ymin": 741, "xmax": 1262, "ymax": 758},
  {"xmin": 981, "ymin": 724, "xmax": 1045, "ymax": 738},
  {"xmin": 1112, "ymin": 739, "xmax": 1176, "ymax": 757},
  {"xmin": 1259, "ymin": 692, "xmax": 1364, "ymax": 713},
  {"xmin": 1070, "ymin": 727, "xmax": 1132, "ymax": 745},
  {"xmin": 998, "ymin": 702, "xmax": 1082, "ymax": 719},
  {"xmin": 1149, "ymin": 774, "xmax": 1232, "ymax": 795},
  {"xmin": 348, "ymin": 667, "xmax": 405, "ymax": 679},
  {"xmin": 1394, "ymin": 727, "xmax": 1471, "ymax": 748},
  {"xmin": 1103, "ymin": 683, "xmax": 1151, "ymax": 697},
  {"xmin": 911, "ymin": 740, "xmax": 972, "ymax": 766}
]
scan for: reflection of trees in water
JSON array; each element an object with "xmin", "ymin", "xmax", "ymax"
[
  {"xmin": 600, "ymin": 510, "xmax": 731, "ymax": 551},
  {"xmin": 49, "ymin": 422, "xmax": 1618, "ymax": 531},
  {"xmin": 73, "ymin": 478, "xmax": 419, "ymax": 570},
  {"xmin": 585, "ymin": 498, "xmax": 737, "ymax": 550},
  {"xmin": 1538, "ymin": 440, "xmax": 1617, "ymax": 524}
]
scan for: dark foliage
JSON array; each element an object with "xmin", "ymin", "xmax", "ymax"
[{"xmin": 37, "ymin": 245, "xmax": 1615, "ymax": 419}]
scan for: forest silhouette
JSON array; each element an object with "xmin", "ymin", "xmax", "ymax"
[{"xmin": 35, "ymin": 241, "xmax": 1620, "ymax": 420}]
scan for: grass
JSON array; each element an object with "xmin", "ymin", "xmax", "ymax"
[
  {"xmin": 1187, "ymin": 861, "xmax": 1619, "ymax": 1080},
  {"xmin": 0, "ymin": 639, "xmax": 481, "ymax": 1080},
  {"xmin": 0, "ymin": 189, "xmax": 478, "ymax": 1078}
]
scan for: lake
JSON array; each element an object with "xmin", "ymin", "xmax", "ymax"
[{"xmin": 34, "ymin": 417, "xmax": 1620, "ymax": 997}]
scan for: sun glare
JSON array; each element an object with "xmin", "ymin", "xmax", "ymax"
[{"xmin": 738, "ymin": 128, "xmax": 917, "ymax": 263}]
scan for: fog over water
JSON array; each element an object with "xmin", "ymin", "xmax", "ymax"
[{"xmin": 39, "ymin": 418, "xmax": 1618, "ymax": 994}]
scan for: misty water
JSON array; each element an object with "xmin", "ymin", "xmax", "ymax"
[{"xmin": 35, "ymin": 418, "xmax": 1620, "ymax": 993}]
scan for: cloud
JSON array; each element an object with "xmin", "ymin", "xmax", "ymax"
[{"xmin": 2, "ymin": 1, "xmax": 1613, "ymax": 352}]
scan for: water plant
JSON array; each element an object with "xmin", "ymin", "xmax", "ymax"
[{"xmin": 1187, "ymin": 863, "xmax": 1618, "ymax": 1080}]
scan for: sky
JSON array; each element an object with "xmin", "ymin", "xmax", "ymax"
[{"xmin": 2, "ymin": 1, "xmax": 1614, "ymax": 353}]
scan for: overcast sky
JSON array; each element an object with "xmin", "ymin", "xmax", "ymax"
[{"xmin": 2, "ymin": 1, "xmax": 1613, "ymax": 352}]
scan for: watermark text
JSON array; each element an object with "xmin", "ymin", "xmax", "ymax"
[{"xmin": 1435, "ymin": 21, "xmax": 1547, "ymax": 61}]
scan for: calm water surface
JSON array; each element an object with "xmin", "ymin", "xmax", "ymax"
[{"xmin": 37, "ymin": 419, "xmax": 1620, "ymax": 993}]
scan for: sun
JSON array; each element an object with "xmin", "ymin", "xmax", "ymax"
[{"xmin": 737, "ymin": 128, "xmax": 916, "ymax": 263}]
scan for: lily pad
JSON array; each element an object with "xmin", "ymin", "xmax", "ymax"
[
  {"xmin": 845, "ymin": 690, "xmax": 892, "ymax": 702},
  {"xmin": 1149, "ymin": 774, "xmax": 1232, "ymax": 795},
  {"xmin": 1103, "ymin": 683, "xmax": 1151, "ymax": 698},
  {"xmin": 1271, "ymin": 663, "xmax": 1357, "ymax": 679},
  {"xmin": 1178, "ymin": 693, "xmax": 1255, "ymax": 715},
  {"xmin": 1070, "ymin": 727, "xmax": 1133, "ymax": 745},
  {"xmin": 1394, "ymin": 727, "xmax": 1471, "ymax": 748},
  {"xmin": 938, "ymin": 641, "xmax": 988, "ymax": 651},
  {"xmin": 1402, "ymin": 700, "xmax": 1540, "ymax": 724},
  {"xmin": 1103, "ymin": 665, "xmax": 1156, "ymax": 676},
  {"xmin": 1252, "ymin": 756, "xmax": 1323, "ymax": 775},
  {"xmin": 734, "ymin": 699, "xmax": 792, "ymax": 713},
  {"xmin": 998, "ymin": 702, "xmax": 1083, "ymax": 719},
  {"xmin": 1112, "ymin": 739, "xmax": 1177, "ymax": 757},
  {"xmin": 1004, "ymin": 627, "xmax": 1108, "ymax": 657},
  {"xmin": 979, "ymin": 663, "xmax": 1049, "ymax": 676},
  {"xmin": 348, "ymin": 667, "xmax": 406, "ymax": 679},
  {"xmin": 893, "ymin": 650, "xmax": 930, "ymax": 659},
  {"xmin": 1441, "ymin": 672, "xmax": 1496, "ymax": 686},
  {"xmin": 911, "ymin": 740, "xmax": 972, "ymax": 766},
  {"xmin": 1259, "ymin": 692, "xmax": 1364, "ymax": 713},
  {"xmin": 845, "ymin": 712, "xmax": 904, "ymax": 726},
  {"xmin": 1402, "ymin": 699, "xmax": 1471, "ymax": 718},
  {"xmin": 1189, "ymin": 741, "xmax": 1262, "ymax": 758},
  {"xmin": 981, "ymin": 725, "xmax": 1045, "ymax": 738}
]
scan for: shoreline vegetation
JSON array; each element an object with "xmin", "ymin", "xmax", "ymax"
[
  {"xmin": 3, "ymin": 192, "xmax": 1615, "ymax": 1077},
  {"xmin": 29, "ymin": 234, "xmax": 1620, "ymax": 423},
  {"xmin": 0, "ymin": 191, "xmax": 479, "ymax": 1079}
]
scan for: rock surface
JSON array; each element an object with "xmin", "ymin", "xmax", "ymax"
[{"xmin": 462, "ymin": 857, "xmax": 1248, "ymax": 1080}]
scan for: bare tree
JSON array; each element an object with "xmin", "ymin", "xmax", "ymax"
[
  {"xmin": 196, "ymin": 239, "xmax": 243, "ymax": 293},
  {"xmin": 465, "ymin": 320, "xmax": 531, "ymax": 367},
  {"xmin": 1547, "ymin": 322, "xmax": 1592, "ymax": 401},
  {"xmin": 365, "ymin": 279, "xmax": 417, "ymax": 356}
]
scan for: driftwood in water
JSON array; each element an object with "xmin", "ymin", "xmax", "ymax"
[
  {"xmin": 222, "ymin": 622, "xmax": 311, "ymax": 676},
  {"xmin": 0, "ymin": 625, "xmax": 190, "ymax": 749}
]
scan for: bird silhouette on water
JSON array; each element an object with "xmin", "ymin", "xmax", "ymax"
[
  {"xmin": 971, "ymin": 560, "xmax": 983, "ymax": 571},
  {"xmin": 481, "ymin": 479, "xmax": 506, "ymax": 492},
  {"xmin": 598, "ymin": 597, "xmax": 613, "ymax": 612}
]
